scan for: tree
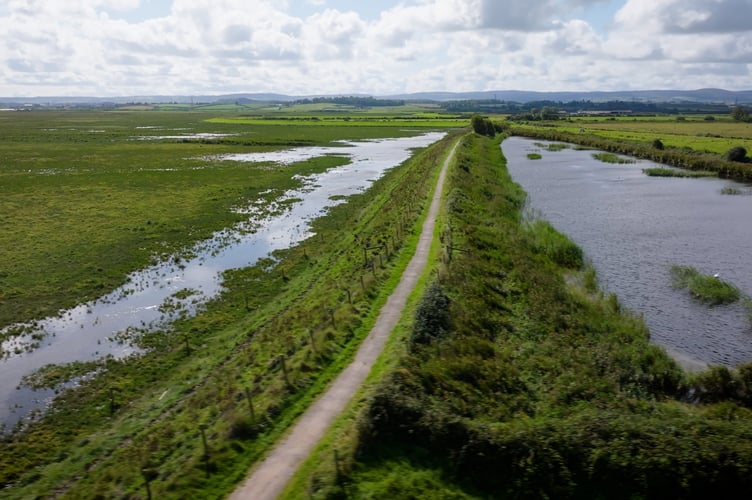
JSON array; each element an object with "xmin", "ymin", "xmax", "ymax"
[
  {"xmin": 470, "ymin": 114, "xmax": 496, "ymax": 137},
  {"xmin": 731, "ymin": 105, "xmax": 750, "ymax": 122},
  {"xmin": 540, "ymin": 106, "xmax": 560, "ymax": 120},
  {"xmin": 724, "ymin": 146, "xmax": 748, "ymax": 162}
]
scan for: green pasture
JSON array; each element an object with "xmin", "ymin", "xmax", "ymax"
[
  {"xmin": 544, "ymin": 118, "xmax": 752, "ymax": 154},
  {"xmin": 154, "ymin": 101, "xmax": 448, "ymax": 116},
  {"xmin": 207, "ymin": 116, "xmax": 465, "ymax": 128}
]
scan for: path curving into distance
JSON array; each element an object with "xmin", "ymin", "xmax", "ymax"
[{"xmin": 228, "ymin": 139, "xmax": 459, "ymax": 500}]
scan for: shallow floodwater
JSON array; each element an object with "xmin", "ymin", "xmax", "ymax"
[
  {"xmin": 0, "ymin": 132, "xmax": 445, "ymax": 429},
  {"xmin": 503, "ymin": 137, "xmax": 752, "ymax": 370}
]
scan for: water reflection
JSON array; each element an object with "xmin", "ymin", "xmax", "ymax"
[{"xmin": 0, "ymin": 132, "xmax": 445, "ymax": 429}]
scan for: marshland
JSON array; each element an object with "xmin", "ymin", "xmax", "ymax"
[{"xmin": 3, "ymin": 106, "xmax": 752, "ymax": 498}]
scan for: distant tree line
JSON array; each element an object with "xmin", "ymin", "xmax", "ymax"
[
  {"xmin": 442, "ymin": 99, "xmax": 733, "ymax": 115},
  {"xmin": 292, "ymin": 96, "xmax": 405, "ymax": 107}
]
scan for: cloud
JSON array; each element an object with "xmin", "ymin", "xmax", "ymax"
[
  {"xmin": 662, "ymin": 0, "xmax": 752, "ymax": 33},
  {"xmin": 0, "ymin": 0, "xmax": 750, "ymax": 97}
]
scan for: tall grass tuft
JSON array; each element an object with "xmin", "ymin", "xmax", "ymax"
[
  {"xmin": 670, "ymin": 265, "xmax": 741, "ymax": 305},
  {"xmin": 720, "ymin": 186, "xmax": 752, "ymax": 195},
  {"xmin": 643, "ymin": 167, "xmax": 716, "ymax": 178},
  {"xmin": 526, "ymin": 219, "xmax": 583, "ymax": 269},
  {"xmin": 592, "ymin": 152, "xmax": 636, "ymax": 164}
]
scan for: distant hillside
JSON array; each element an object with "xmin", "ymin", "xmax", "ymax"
[
  {"xmin": 387, "ymin": 88, "xmax": 752, "ymax": 103},
  {"xmin": 2, "ymin": 88, "xmax": 751, "ymax": 106}
]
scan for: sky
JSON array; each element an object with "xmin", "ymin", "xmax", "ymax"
[{"xmin": 1, "ymin": 0, "xmax": 751, "ymax": 97}]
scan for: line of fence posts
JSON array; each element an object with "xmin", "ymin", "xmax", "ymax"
[{"xmin": 136, "ymin": 201, "xmax": 424, "ymax": 493}]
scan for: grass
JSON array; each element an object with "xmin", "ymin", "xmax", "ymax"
[
  {"xmin": 207, "ymin": 116, "xmax": 465, "ymax": 128},
  {"xmin": 0, "ymin": 110, "xmax": 460, "ymax": 334},
  {"xmin": 592, "ymin": 152, "xmax": 636, "ymax": 164},
  {"xmin": 509, "ymin": 113, "xmax": 752, "ymax": 181},
  {"xmin": 525, "ymin": 219, "xmax": 583, "ymax": 269},
  {"xmin": 0, "ymin": 109, "xmax": 465, "ymax": 498},
  {"xmin": 280, "ymin": 140, "xmax": 459, "ymax": 500},
  {"xmin": 670, "ymin": 265, "xmax": 742, "ymax": 305},
  {"xmin": 545, "ymin": 117, "xmax": 752, "ymax": 155},
  {"xmin": 296, "ymin": 132, "xmax": 752, "ymax": 498},
  {"xmin": 643, "ymin": 167, "xmax": 717, "ymax": 178}
]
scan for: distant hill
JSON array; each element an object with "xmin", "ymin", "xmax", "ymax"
[
  {"xmin": 386, "ymin": 88, "xmax": 752, "ymax": 103},
  {"xmin": 1, "ymin": 88, "xmax": 751, "ymax": 106}
]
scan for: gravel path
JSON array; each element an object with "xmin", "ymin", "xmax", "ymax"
[{"xmin": 228, "ymin": 140, "xmax": 458, "ymax": 500}]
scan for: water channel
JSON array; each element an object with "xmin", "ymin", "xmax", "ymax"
[
  {"xmin": 0, "ymin": 131, "xmax": 445, "ymax": 430},
  {"xmin": 503, "ymin": 136, "xmax": 752, "ymax": 371}
]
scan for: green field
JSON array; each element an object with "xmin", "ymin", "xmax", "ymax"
[
  {"xmin": 516, "ymin": 116, "xmax": 752, "ymax": 155},
  {"xmin": 4, "ymin": 107, "xmax": 752, "ymax": 498}
]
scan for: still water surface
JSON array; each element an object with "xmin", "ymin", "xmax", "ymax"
[
  {"xmin": 503, "ymin": 137, "xmax": 752, "ymax": 371},
  {"xmin": 0, "ymin": 132, "xmax": 444, "ymax": 429}
]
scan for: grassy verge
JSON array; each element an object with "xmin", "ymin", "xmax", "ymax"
[
  {"xmin": 306, "ymin": 133, "xmax": 752, "ymax": 498},
  {"xmin": 0, "ymin": 113, "xmax": 463, "ymax": 497}
]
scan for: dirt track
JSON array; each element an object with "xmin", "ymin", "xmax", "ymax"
[{"xmin": 228, "ymin": 140, "xmax": 458, "ymax": 500}]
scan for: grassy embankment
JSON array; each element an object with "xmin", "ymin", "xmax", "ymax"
[
  {"xmin": 285, "ymin": 132, "xmax": 752, "ymax": 498},
  {"xmin": 510, "ymin": 117, "xmax": 752, "ymax": 181},
  {"xmin": 0, "ymin": 110, "xmax": 462, "ymax": 497}
]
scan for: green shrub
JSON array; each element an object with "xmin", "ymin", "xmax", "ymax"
[
  {"xmin": 724, "ymin": 146, "xmax": 748, "ymax": 163},
  {"xmin": 411, "ymin": 282, "xmax": 451, "ymax": 345}
]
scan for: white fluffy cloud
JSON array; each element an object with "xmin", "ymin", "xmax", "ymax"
[{"xmin": 0, "ymin": 0, "xmax": 749, "ymax": 96}]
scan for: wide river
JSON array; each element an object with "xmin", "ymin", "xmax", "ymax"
[
  {"xmin": 0, "ymin": 132, "xmax": 445, "ymax": 430},
  {"xmin": 503, "ymin": 136, "xmax": 752, "ymax": 371}
]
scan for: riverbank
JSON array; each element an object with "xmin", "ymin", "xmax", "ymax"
[
  {"xmin": 284, "ymin": 132, "xmax": 752, "ymax": 498},
  {"xmin": 509, "ymin": 123, "xmax": 752, "ymax": 181},
  {"xmin": 503, "ymin": 136, "xmax": 752, "ymax": 368}
]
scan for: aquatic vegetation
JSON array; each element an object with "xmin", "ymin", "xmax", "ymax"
[
  {"xmin": 670, "ymin": 265, "xmax": 741, "ymax": 305},
  {"xmin": 720, "ymin": 186, "xmax": 752, "ymax": 195},
  {"xmin": 592, "ymin": 152, "xmax": 636, "ymax": 164},
  {"xmin": 643, "ymin": 167, "xmax": 717, "ymax": 178},
  {"xmin": 525, "ymin": 219, "xmax": 584, "ymax": 269},
  {"xmin": 527, "ymin": 152, "xmax": 542, "ymax": 160}
]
